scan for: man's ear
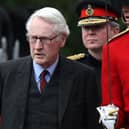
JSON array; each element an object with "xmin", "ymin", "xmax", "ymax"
[{"xmin": 114, "ymin": 27, "xmax": 120, "ymax": 35}]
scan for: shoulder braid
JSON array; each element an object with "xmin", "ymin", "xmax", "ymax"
[
  {"xmin": 67, "ymin": 53, "xmax": 86, "ymax": 60},
  {"xmin": 108, "ymin": 27, "xmax": 129, "ymax": 42}
]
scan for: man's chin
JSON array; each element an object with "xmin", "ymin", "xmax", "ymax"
[
  {"xmin": 35, "ymin": 58, "xmax": 45, "ymax": 65},
  {"xmin": 87, "ymin": 46, "xmax": 100, "ymax": 50}
]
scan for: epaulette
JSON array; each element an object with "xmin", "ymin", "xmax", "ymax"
[
  {"xmin": 108, "ymin": 27, "xmax": 129, "ymax": 42},
  {"xmin": 67, "ymin": 53, "xmax": 86, "ymax": 60}
]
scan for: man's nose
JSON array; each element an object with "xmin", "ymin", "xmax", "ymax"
[{"xmin": 35, "ymin": 39, "xmax": 43, "ymax": 48}]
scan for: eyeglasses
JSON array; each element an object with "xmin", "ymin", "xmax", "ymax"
[{"xmin": 26, "ymin": 34, "xmax": 58, "ymax": 45}]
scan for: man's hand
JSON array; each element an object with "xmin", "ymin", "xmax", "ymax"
[{"xmin": 96, "ymin": 104, "xmax": 119, "ymax": 129}]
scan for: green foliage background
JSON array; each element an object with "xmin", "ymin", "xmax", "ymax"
[
  {"xmin": 0, "ymin": 0, "xmax": 85, "ymax": 56},
  {"xmin": 0, "ymin": 0, "xmax": 125, "ymax": 56}
]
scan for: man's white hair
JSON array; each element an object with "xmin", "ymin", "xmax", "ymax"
[{"xmin": 26, "ymin": 7, "xmax": 70, "ymax": 36}]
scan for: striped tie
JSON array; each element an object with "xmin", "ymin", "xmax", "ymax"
[{"xmin": 40, "ymin": 70, "xmax": 48, "ymax": 92}]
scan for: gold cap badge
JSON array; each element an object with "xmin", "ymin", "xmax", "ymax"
[{"xmin": 86, "ymin": 4, "xmax": 94, "ymax": 16}]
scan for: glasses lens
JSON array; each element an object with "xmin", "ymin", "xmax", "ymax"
[{"xmin": 27, "ymin": 34, "xmax": 58, "ymax": 44}]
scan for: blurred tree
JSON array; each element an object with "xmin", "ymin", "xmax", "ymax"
[
  {"xmin": 0, "ymin": 0, "xmax": 85, "ymax": 56},
  {"xmin": 0, "ymin": 0, "xmax": 124, "ymax": 57}
]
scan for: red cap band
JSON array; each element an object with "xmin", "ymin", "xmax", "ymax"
[{"xmin": 80, "ymin": 8, "xmax": 118, "ymax": 19}]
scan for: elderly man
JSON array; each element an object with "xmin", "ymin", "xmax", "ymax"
[{"xmin": 0, "ymin": 7, "xmax": 98, "ymax": 129}]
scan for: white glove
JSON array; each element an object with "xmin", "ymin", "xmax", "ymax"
[{"xmin": 96, "ymin": 104, "xmax": 119, "ymax": 129}]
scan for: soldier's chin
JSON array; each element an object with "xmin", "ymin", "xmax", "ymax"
[{"xmin": 87, "ymin": 45, "xmax": 100, "ymax": 50}]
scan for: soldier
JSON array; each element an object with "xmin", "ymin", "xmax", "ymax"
[
  {"xmin": 68, "ymin": 0, "xmax": 120, "ymax": 104},
  {"xmin": 100, "ymin": 1, "xmax": 129, "ymax": 129},
  {"xmin": 67, "ymin": 1, "xmax": 121, "ymax": 128}
]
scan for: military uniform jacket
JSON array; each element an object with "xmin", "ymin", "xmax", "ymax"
[
  {"xmin": 68, "ymin": 52, "xmax": 101, "ymax": 103},
  {"xmin": 67, "ymin": 52, "xmax": 102, "ymax": 129},
  {"xmin": 78, "ymin": 53, "xmax": 101, "ymax": 97},
  {"xmin": 0, "ymin": 55, "xmax": 98, "ymax": 129},
  {"xmin": 102, "ymin": 28, "xmax": 129, "ymax": 129}
]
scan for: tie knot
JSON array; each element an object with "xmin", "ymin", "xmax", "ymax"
[
  {"xmin": 40, "ymin": 70, "xmax": 48, "ymax": 80},
  {"xmin": 40, "ymin": 70, "xmax": 48, "ymax": 92}
]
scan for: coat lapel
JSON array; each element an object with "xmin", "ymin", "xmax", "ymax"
[
  {"xmin": 58, "ymin": 76, "xmax": 73, "ymax": 128},
  {"xmin": 55, "ymin": 56, "xmax": 74, "ymax": 127},
  {"xmin": 14, "ymin": 57, "xmax": 32, "ymax": 125}
]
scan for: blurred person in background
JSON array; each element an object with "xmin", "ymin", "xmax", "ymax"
[{"xmin": 121, "ymin": 0, "xmax": 129, "ymax": 26}]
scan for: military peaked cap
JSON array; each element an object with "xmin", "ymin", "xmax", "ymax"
[{"xmin": 76, "ymin": 0, "xmax": 121, "ymax": 26}]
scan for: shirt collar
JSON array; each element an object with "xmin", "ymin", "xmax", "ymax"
[{"xmin": 33, "ymin": 56, "xmax": 59, "ymax": 81}]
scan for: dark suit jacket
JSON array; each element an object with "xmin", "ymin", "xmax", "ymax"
[{"xmin": 0, "ymin": 55, "xmax": 99, "ymax": 129}]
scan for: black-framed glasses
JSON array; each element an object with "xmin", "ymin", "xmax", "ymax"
[{"xmin": 26, "ymin": 34, "xmax": 58, "ymax": 45}]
